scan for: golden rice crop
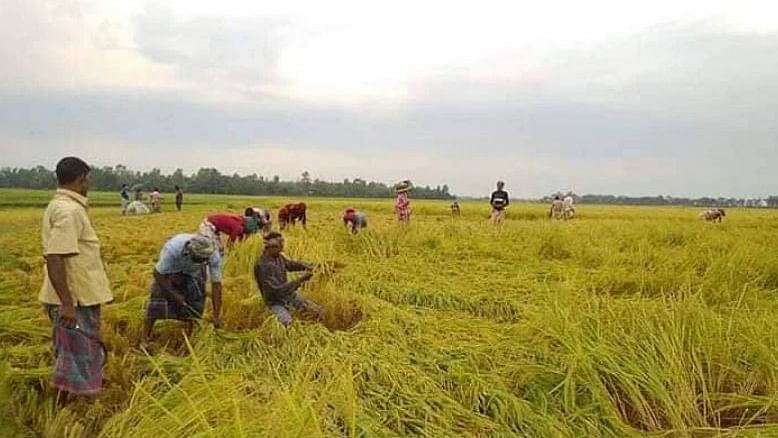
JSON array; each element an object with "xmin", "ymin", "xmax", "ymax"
[{"xmin": 1, "ymin": 191, "xmax": 778, "ymax": 437}]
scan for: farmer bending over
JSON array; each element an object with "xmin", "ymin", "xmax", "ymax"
[
  {"xmin": 251, "ymin": 207, "xmax": 273, "ymax": 234},
  {"xmin": 198, "ymin": 209, "xmax": 259, "ymax": 253},
  {"xmin": 254, "ymin": 232, "xmax": 323, "ymax": 327},
  {"xmin": 143, "ymin": 235, "xmax": 222, "ymax": 340},
  {"xmin": 343, "ymin": 208, "xmax": 368, "ymax": 234},
  {"xmin": 278, "ymin": 202, "xmax": 307, "ymax": 231}
]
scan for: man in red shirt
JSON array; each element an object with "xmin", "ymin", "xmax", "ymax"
[
  {"xmin": 199, "ymin": 209, "xmax": 259, "ymax": 252},
  {"xmin": 278, "ymin": 202, "xmax": 307, "ymax": 231}
]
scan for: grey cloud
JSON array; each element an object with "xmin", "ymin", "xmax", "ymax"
[{"xmin": 131, "ymin": 5, "xmax": 299, "ymax": 89}]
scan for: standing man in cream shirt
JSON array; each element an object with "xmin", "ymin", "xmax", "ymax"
[{"xmin": 40, "ymin": 157, "xmax": 113, "ymax": 400}]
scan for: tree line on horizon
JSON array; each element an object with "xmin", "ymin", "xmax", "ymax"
[
  {"xmin": 0, "ymin": 165, "xmax": 454, "ymax": 200},
  {"xmin": 2, "ymin": 165, "xmax": 775, "ymax": 207}
]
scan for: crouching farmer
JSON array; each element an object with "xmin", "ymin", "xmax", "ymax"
[
  {"xmin": 254, "ymin": 232, "xmax": 323, "ymax": 327},
  {"xmin": 343, "ymin": 208, "xmax": 368, "ymax": 234},
  {"xmin": 143, "ymin": 235, "xmax": 223, "ymax": 340}
]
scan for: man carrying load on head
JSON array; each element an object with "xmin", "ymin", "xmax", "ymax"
[
  {"xmin": 490, "ymin": 181, "xmax": 509, "ymax": 224},
  {"xmin": 343, "ymin": 208, "xmax": 368, "ymax": 234},
  {"xmin": 254, "ymin": 232, "xmax": 323, "ymax": 327},
  {"xmin": 395, "ymin": 180, "xmax": 413, "ymax": 223},
  {"xmin": 143, "ymin": 234, "xmax": 223, "ymax": 340}
]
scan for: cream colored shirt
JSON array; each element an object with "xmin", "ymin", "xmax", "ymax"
[{"xmin": 39, "ymin": 189, "xmax": 113, "ymax": 306}]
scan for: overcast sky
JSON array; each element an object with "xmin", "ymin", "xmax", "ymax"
[{"xmin": 1, "ymin": 0, "xmax": 776, "ymax": 197}]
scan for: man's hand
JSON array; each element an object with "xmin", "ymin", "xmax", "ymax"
[
  {"xmin": 212, "ymin": 316, "xmax": 221, "ymax": 329},
  {"xmin": 59, "ymin": 304, "xmax": 78, "ymax": 329},
  {"xmin": 173, "ymin": 292, "xmax": 187, "ymax": 307},
  {"xmin": 300, "ymin": 271, "xmax": 314, "ymax": 282}
]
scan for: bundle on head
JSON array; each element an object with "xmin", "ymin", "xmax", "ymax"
[{"xmin": 395, "ymin": 180, "xmax": 414, "ymax": 194}]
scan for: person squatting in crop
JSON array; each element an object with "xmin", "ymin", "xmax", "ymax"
[
  {"xmin": 198, "ymin": 209, "xmax": 259, "ymax": 254},
  {"xmin": 143, "ymin": 235, "xmax": 223, "ymax": 340},
  {"xmin": 343, "ymin": 207, "xmax": 368, "ymax": 234},
  {"xmin": 490, "ymin": 180, "xmax": 509, "ymax": 224},
  {"xmin": 40, "ymin": 157, "xmax": 113, "ymax": 400},
  {"xmin": 278, "ymin": 202, "xmax": 307, "ymax": 231},
  {"xmin": 254, "ymin": 232, "xmax": 324, "ymax": 327}
]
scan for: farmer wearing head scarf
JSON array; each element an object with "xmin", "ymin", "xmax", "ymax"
[
  {"xmin": 40, "ymin": 157, "xmax": 112, "ymax": 399},
  {"xmin": 143, "ymin": 234, "xmax": 223, "ymax": 340},
  {"xmin": 254, "ymin": 232, "xmax": 323, "ymax": 327},
  {"xmin": 343, "ymin": 208, "xmax": 368, "ymax": 234}
]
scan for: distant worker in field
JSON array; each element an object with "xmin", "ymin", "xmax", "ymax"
[
  {"xmin": 550, "ymin": 195, "xmax": 564, "ymax": 219},
  {"xmin": 40, "ymin": 157, "xmax": 113, "ymax": 399},
  {"xmin": 700, "ymin": 208, "xmax": 726, "ymax": 223},
  {"xmin": 175, "ymin": 185, "xmax": 184, "ymax": 211},
  {"xmin": 199, "ymin": 209, "xmax": 259, "ymax": 253},
  {"xmin": 395, "ymin": 180, "xmax": 413, "ymax": 223},
  {"xmin": 120, "ymin": 184, "xmax": 131, "ymax": 215},
  {"xmin": 278, "ymin": 202, "xmax": 307, "ymax": 230},
  {"xmin": 254, "ymin": 232, "xmax": 323, "ymax": 327},
  {"xmin": 450, "ymin": 200, "xmax": 461, "ymax": 217},
  {"xmin": 343, "ymin": 208, "xmax": 368, "ymax": 234},
  {"xmin": 563, "ymin": 193, "xmax": 576, "ymax": 220},
  {"xmin": 144, "ymin": 234, "xmax": 222, "ymax": 340},
  {"xmin": 133, "ymin": 185, "xmax": 143, "ymax": 201},
  {"xmin": 490, "ymin": 181, "xmax": 509, "ymax": 224},
  {"xmin": 251, "ymin": 207, "xmax": 273, "ymax": 234},
  {"xmin": 150, "ymin": 188, "xmax": 162, "ymax": 213}
]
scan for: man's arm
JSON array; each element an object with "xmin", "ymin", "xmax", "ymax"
[
  {"xmin": 211, "ymin": 281, "xmax": 222, "ymax": 328},
  {"xmin": 257, "ymin": 262, "xmax": 309, "ymax": 299},
  {"xmin": 285, "ymin": 258, "xmax": 312, "ymax": 272},
  {"xmin": 153, "ymin": 270, "xmax": 187, "ymax": 306},
  {"xmin": 301, "ymin": 210, "xmax": 307, "ymax": 227},
  {"xmin": 504, "ymin": 192, "xmax": 509, "ymax": 206},
  {"xmin": 45, "ymin": 255, "xmax": 77, "ymax": 328}
]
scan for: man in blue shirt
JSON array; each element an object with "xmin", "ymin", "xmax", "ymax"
[{"xmin": 143, "ymin": 234, "xmax": 223, "ymax": 340}]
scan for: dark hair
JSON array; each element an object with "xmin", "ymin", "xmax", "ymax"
[
  {"xmin": 263, "ymin": 231, "xmax": 283, "ymax": 241},
  {"xmin": 175, "ymin": 185, "xmax": 180, "ymax": 190},
  {"xmin": 122, "ymin": 184, "xmax": 128, "ymax": 188},
  {"xmin": 55, "ymin": 157, "xmax": 90, "ymax": 185},
  {"xmin": 153, "ymin": 187, "xmax": 159, "ymax": 191},
  {"xmin": 244, "ymin": 207, "xmax": 255, "ymax": 217}
]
